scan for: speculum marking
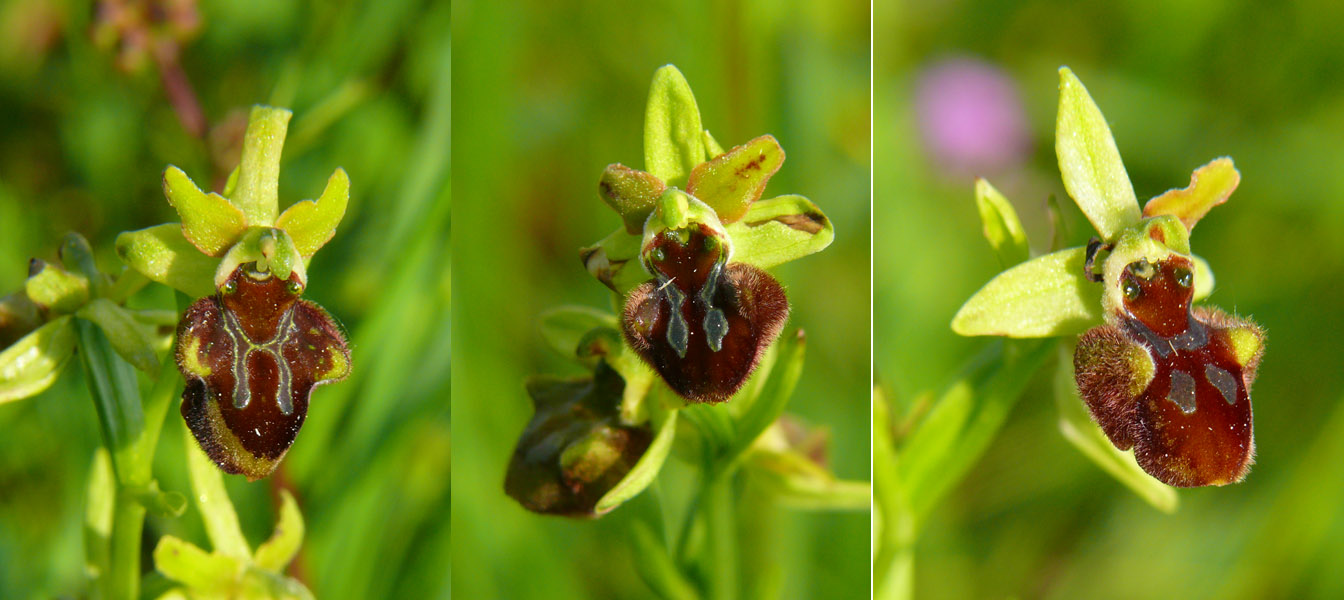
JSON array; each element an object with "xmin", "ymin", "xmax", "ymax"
[
  {"xmin": 1205, "ymin": 363, "xmax": 1239, "ymax": 405},
  {"xmin": 1168, "ymin": 369, "xmax": 1197, "ymax": 414}
]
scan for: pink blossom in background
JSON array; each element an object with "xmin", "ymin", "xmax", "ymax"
[{"xmin": 915, "ymin": 58, "xmax": 1032, "ymax": 176}]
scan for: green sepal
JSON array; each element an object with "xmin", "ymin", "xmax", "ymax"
[
  {"xmin": 594, "ymin": 400, "xmax": 678, "ymax": 514},
  {"xmin": 115, "ymin": 224, "xmax": 219, "ymax": 299},
  {"xmin": 253, "ymin": 489, "xmax": 304, "ymax": 572},
  {"xmin": 1054, "ymin": 343, "xmax": 1177, "ymax": 512},
  {"xmin": 185, "ymin": 425, "xmax": 251, "ymax": 560},
  {"xmin": 163, "ymin": 165, "xmax": 248, "ymax": 257},
  {"xmin": 1143, "ymin": 157, "xmax": 1239, "ymax": 231},
  {"xmin": 724, "ymin": 194, "xmax": 833, "ymax": 270},
  {"xmin": 598, "ymin": 164, "xmax": 666, "ymax": 234},
  {"xmin": 0, "ymin": 315, "xmax": 76, "ymax": 403},
  {"xmin": 644, "ymin": 65, "xmax": 706, "ymax": 186},
  {"xmin": 580, "ymin": 227, "xmax": 647, "ymax": 294},
  {"xmin": 974, "ymin": 178, "xmax": 1029, "ymax": 267},
  {"xmin": 215, "ymin": 228, "xmax": 307, "ymax": 290},
  {"xmin": 275, "ymin": 168, "xmax": 350, "ymax": 258},
  {"xmin": 153, "ymin": 535, "xmax": 245, "ymax": 592},
  {"xmin": 686, "ymin": 134, "xmax": 785, "ymax": 224},
  {"xmin": 703, "ymin": 129, "xmax": 725, "ymax": 157},
  {"xmin": 231, "ymin": 106, "xmax": 293, "ymax": 227},
  {"xmin": 25, "ymin": 259, "xmax": 90, "ymax": 315},
  {"xmin": 953, "ymin": 247, "xmax": 1101, "ymax": 338},
  {"xmin": 1056, "ymin": 67, "xmax": 1140, "ymax": 241},
  {"xmin": 77, "ymin": 298, "xmax": 160, "ymax": 374}
]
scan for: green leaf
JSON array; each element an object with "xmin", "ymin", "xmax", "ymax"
[
  {"xmin": 253, "ymin": 489, "xmax": 304, "ymax": 572},
  {"xmin": 1053, "ymin": 343, "xmax": 1178, "ymax": 512},
  {"xmin": 185, "ymin": 425, "xmax": 252, "ymax": 561},
  {"xmin": 1, "ymin": 315, "xmax": 75, "ymax": 403},
  {"xmin": 232, "ymin": 106, "xmax": 293, "ymax": 227},
  {"xmin": 75, "ymin": 317, "xmax": 144, "ymax": 475},
  {"xmin": 724, "ymin": 329, "xmax": 805, "ymax": 469},
  {"xmin": 163, "ymin": 165, "xmax": 248, "ymax": 257},
  {"xmin": 595, "ymin": 402, "xmax": 679, "ymax": 514},
  {"xmin": 538, "ymin": 305, "xmax": 619, "ymax": 359},
  {"xmin": 599, "ymin": 164, "xmax": 667, "ymax": 234},
  {"xmin": 1056, "ymin": 67, "xmax": 1140, "ymax": 240},
  {"xmin": 725, "ymin": 195, "xmax": 834, "ymax": 269},
  {"xmin": 630, "ymin": 521, "xmax": 700, "ymax": 600},
  {"xmin": 900, "ymin": 340, "xmax": 1054, "ymax": 523},
  {"xmin": 974, "ymin": 178, "xmax": 1030, "ymax": 267},
  {"xmin": 77, "ymin": 298, "xmax": 160, "ymax": 374},
  {"xmin": 275, "ymin": 167, "xmax": 350, "ymax": 258},
  {"xmin": 153, "ymin": 535, "xmax": 245, "ymax": 591},
  {"xmin": 1143, "ymin": 157, "xmax": 1239, "ymax": 231},
  {"xmin": 84, "ymin": 448, "xmax": 115, "ymax": 579},
  {"xmin": 952, "ymin": 247, "xmax": 1102, "ymax": 338},
  {"xmin": 25, "ymin": 260, "xmax": 90, "ymax": 315},
  {"xmin": 115, "ymin": 224, "xmax": 219, "ymax": 299},
  {"xmin": 580, "ymin": 227, "xmax": 648, "ymax": 294},
  {"xmin": 644, "ymin": 65, "xmax": 706, "ymax": 186},
  {"xmin": 686, "ymin": 135, "xmax": 785, "ymax": 224}
]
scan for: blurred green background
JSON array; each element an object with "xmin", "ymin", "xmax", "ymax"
[
  {"xmin": 452, "ymin": 0, "xmax": 869, "ymax": 598},
  {"xmin": 878, "ymin": 1, "xmax": 1344, "ymax": 599},
  {"xmin": 0, "ymin": 0, "xmax": 449, "ymax": 597}
]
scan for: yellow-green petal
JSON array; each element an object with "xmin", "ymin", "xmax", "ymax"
[
  {"xmin": 115, "ymin": 224, "xmax": 219, "ymax": 299},
  {"xmin": 1056, "ymin": 67, "xmax": 1140, "ymax": 240},
  {"xmin": 275, "ymin": 168, "xmax": 350, "ymax": 258},
  {"xmin": 1143, "ymin": 157, "xmax": 1239, "ymax": 231},
  {"xmin": 597, "ymin": 164, "xmax": 665, "ymax": 234},
  {"xmin": 952, "ymin": 247, "xmax": 1102, "ymax": 338},
  {"xmin": 686, "ymin": 134, "xmax": 785, "ymax": 224},
  {"xmin": 163, "ymin": 165, "xmax": 248, "ymax": 256}
]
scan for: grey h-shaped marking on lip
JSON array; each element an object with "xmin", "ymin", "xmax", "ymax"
[
  {"xmin": 1124, "ymin": 314, "xmax": 1208, "ymax": 358},
  {"xmin": 221, "ymin": 303, "xmax": 298, "ymax": 415},
  {"xmin": 699, "ymin": 261, "xmax": 728, "ymax": 352},
  {"xmin": 660, "ymin": 276, "xmax": 689, "ymax": 358}
]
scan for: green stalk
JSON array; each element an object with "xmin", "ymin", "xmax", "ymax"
[
  {"xmin": 703, "ymin": 475, "xmax": 738, "ymax": 600},
  {"xmin": 76, "ymin": 318, "xmax": 146, "ymax": 600}
]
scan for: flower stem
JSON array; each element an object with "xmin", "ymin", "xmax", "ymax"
[
  {"xmin": 702, "ymin": 475, "xmax": 738, "ymax": 600},
  {"xmin": 76, "ymin": 318, "xmax": 147, "ymax": 600}
]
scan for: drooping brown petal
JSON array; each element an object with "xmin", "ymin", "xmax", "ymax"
[
  {"xmin": 1075, "ymin": 256, "xmax": 1264, "ymax": 487},
  {"xmin": 176, "ymin": 265, "xmax": 350, "ymax": 481},
  {"xmin": 504, "ymin": 363, "xmax": 653, "ymax": 517},
  {"xmin": 622, "ymin": 225, "xmax": 789, "ymax": 402}
]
